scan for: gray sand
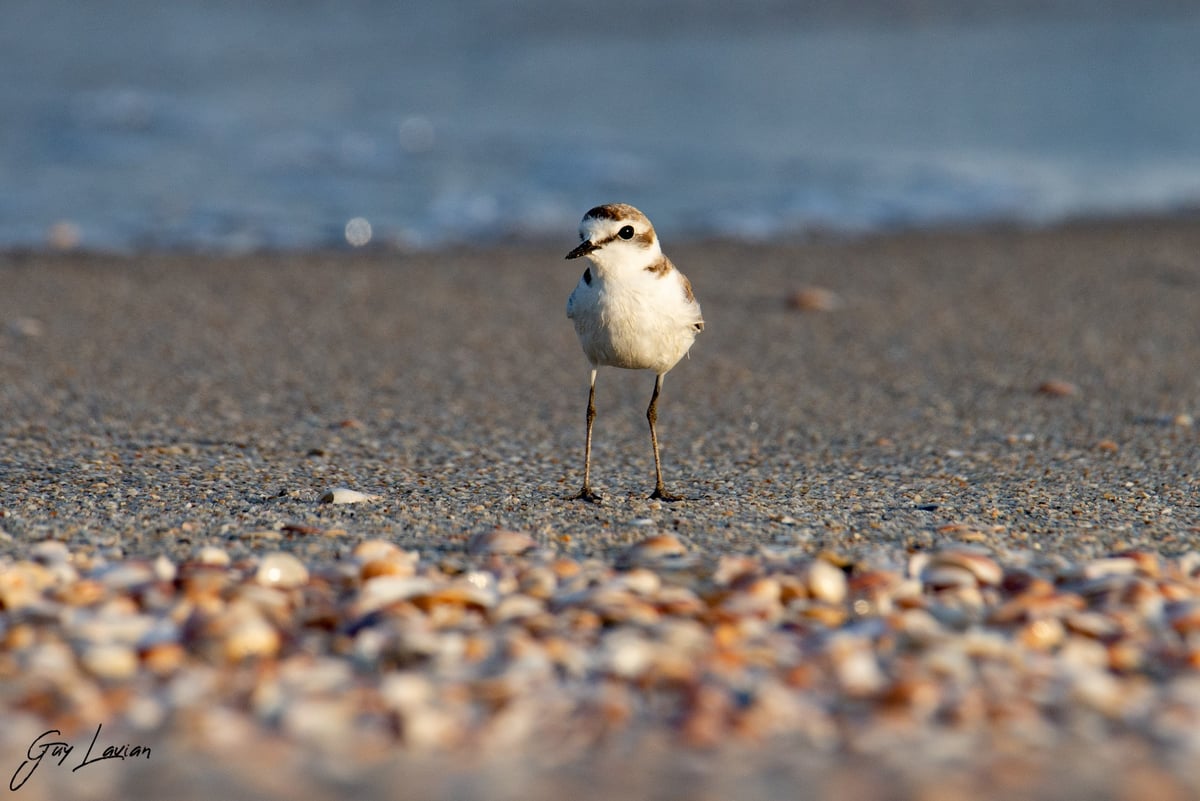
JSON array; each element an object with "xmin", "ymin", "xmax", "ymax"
[
  {"xmin": 3, "ymin": 219, "xmax": 1198, "ymax": 563},
  {"xmin": 2, "ymin": 218, "xmax": 1200, "ymax": 800}
]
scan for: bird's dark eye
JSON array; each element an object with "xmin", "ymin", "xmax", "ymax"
[{"xmin": 618, "ymin": 225, "xmax": 635, "ymax": 240}]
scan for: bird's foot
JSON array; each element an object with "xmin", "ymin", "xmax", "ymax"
[
  {"xmin": 569, "ymin": 486, "xmax": 603, "ymax": 504},
  {"xmin": 650, "ymin": 486, "xmax": 686, "ymax": 502}
]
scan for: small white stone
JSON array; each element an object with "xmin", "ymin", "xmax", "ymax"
[{"xmin": 320, "ymin": 487, "xmax": 375, "ymax": 504}]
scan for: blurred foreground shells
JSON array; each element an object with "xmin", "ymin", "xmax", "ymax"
[{"xmin": 4, "ymin": 537, "xmax": 1200, "ymax": 793}]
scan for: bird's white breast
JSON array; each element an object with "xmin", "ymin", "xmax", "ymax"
[{"xmin": 567, "ymin": 261, "xmax": 701, "ymax": 374}]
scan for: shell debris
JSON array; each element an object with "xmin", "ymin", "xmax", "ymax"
[{"xmin": 0, "ymin": 538, "xmax": 1199, "ymax": 794}]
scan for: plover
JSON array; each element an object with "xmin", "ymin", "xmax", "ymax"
[{"xmin": 565, "ymin": 203, "xmax": 704, "ymax": 502}]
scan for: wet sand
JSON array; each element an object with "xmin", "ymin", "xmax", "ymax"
[{"xmin": 1, "ymin": 217, "xmax": 1200, "ymax": 799}]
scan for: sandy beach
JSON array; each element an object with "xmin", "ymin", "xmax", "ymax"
[{"xmin": 2, "ymin": 217, "xmax": 1200, "ymax": 799}]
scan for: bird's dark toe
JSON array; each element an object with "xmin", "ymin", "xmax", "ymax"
[{"xmin": 569, "ymin": 487, "xmax": 604, "ymax": 504}]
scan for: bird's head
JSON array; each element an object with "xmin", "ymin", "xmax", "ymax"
[{"xmin": 565, "ymin": 203, "xmax": 661, "ymax": 268}]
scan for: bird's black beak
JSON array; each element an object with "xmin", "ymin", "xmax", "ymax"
[{"xmin": 565, "ymin": 240, "xmax": 597, "ymax": 260}]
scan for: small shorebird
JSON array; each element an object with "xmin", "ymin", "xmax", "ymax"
[{"xmin": 565, "ymin": 203, "xmax": 704, "ymax": 502}]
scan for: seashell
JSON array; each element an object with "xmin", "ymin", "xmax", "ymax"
[
  {"xmin": 1082, "ymin": 557, "xmax": 1139, "ymax": 580},
  {"xmin": 719, "ymin": 576, "xmax": 783, "ymax": 621},
  {"xmin": 30, "ymin": 540, "xmax": 71, "ymax": 566},
  {"xmin": 787, "ymin": 286, "xmax": 842, "ymax": 312},
  {"xmin": 1159, "ymin": 580, "xmax": 1192, "ymax": 603},
  {"xmin": 490, "ymin": 594, "xmax": 545, "ymax": 623},
  {"xmin": 799, "ymin": 604, "xmax": 848, "ymax": 627},
  {"xmin": 141, "ymin": 641, "xmax": 187, "ymax": 676},
  {"xmin": 926, "ymin": 585, "xmax": 986, "ymax": 628},
  {"xmin": 467, "ymin": 528, "xmax": 536, "ymax": 556},
  {"xmin": 95, "ymin": 560, "xmax": 157, "ymax": 591},
  {"xmin": 1064, "ymin": 611, "xmax": 1121, "ymax": 641},
  {"xmin": 196, "ymin": 546, "xmax": 231, "ymax": 567},
  {"xmin": 1036, "ymin": 379, "xmax": 1078, "ymax": 397},
  {"xmin": 613, "ymin": 568, "xmax": 661, "ymax": 596},
  {"xmin": 1059, "ymin": 635, "xmax": 1110, "ymax": 671},
  {"xmin": 153, "ymin": 554, "xmax": 177, "ymax": 583},
  {"xmin": 242, "ymin": 529, "xmax": 283, "ymax": 542},
  {"xmin": 907, "ymin": 551, "xmax": 931, "ymax": 579},
  {"xmin": 1018, "ymin": 617, "xmax": 1065, "ymax": 650},
  {"xmin": 353, "ymin": 539, "xmax": 402, "ymax": 561},
  {"xmin": 357, "ymin": 576, "xmax": 436, "ymax": 613},
  {"xmin": 894, "ymin": 607, "xmax": 945, "ymax": 642},
  {"xmin": 516, "ymin": 566, "xmax": 557, "ymax": 599},
  {"xmin": 935, "ymin": 523, "xmax": 996, "ymax": 544},
  {"xmin": 1068, "ymin": 665, "xmax": 1124, "ymax": 717},
  {"xmin": 1107, "ymin": 640, "xmax": 1143, "ymax": 673},
  {"xmin": 255, "ymin": 552, "xmax": 309, "ymax": 589},
  {"xmin": 55, "ymin": 578, "xmax": 107, "ymax": 607},
  {"xmin": 551, "ymin": 558, "xmax": 583, "ymax": 580},
  {"xmin": 1167, "ymin": 600, "xmax": 1200, "ymax": 635},
  {"xmin": 586, "ymin": 587, "xmax": 660, "ymax": 626},
  {"xmin": 1112, "ymin": 550, "xmax": 1160, "ymax": 578},
  {"xmin": 0, "ymin": 562, "xmax": 54, "ymax": 610},
  {"xmin": 179, "ymin": 563, "xmax": 234, "ymax": 607},
  {"xmin": 712, "ymin": 555, "xmax": 759, "ymax": 585},
  {"xmin": 600, "ymin": 629, "xmax": 654, "ymax": 679},
  {"xmin": 412, "ymin": 581, "xmax": 496, "ymax": 611},
  {"xmin": 921, "ymin": 564, "xmax": 977, "ymax": 591},
  {"xmin": 616, "ymin": 534, "xmax": 687, "ymax": 570},
  {"xmin": 990, "ymin": 591, "xmax": 1085, "ymax": 625},
  {"xmin": 222, "ymin": 611, "xmax": 282, "ymax": 661},
  {"xmin": 828, "ymin": 634, "xmax": 885, "ymax": 697},
  {"xmin": 319, "ymin": 487, "xmax": 376, "ymax": 504},
  {"xmin": 656, "ymin": 585, "xmax": 706, "ymax": 617},
  {"xmin": 804, "ymin": 559, "xmax": 848, "ymax": 604},
  {"xmin": 879, "ymin": 675, "xmax": 942, "ymax": 720},
  {"xmin": 929, "ymin": 549, "xmax": 1003, "ymax": 586},
  {"xmin": 1177, "ymin": 551, "xmax": 1200, "ymax": 578},
  {"xmin": 849, "ymin": 569, "xmax": 903, "ymax": 600},
  {"xmin": 360, "ymin": 555, "xmax": 418, "ymax": 581},
  {"xmin": 81, "ymin": 643, "xmax": 140, "ymax": 680}
]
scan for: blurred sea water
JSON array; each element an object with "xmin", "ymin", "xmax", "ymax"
[{"xmin": 2, "ymin": 0, "xmax": 1200, "ymax": 251}]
